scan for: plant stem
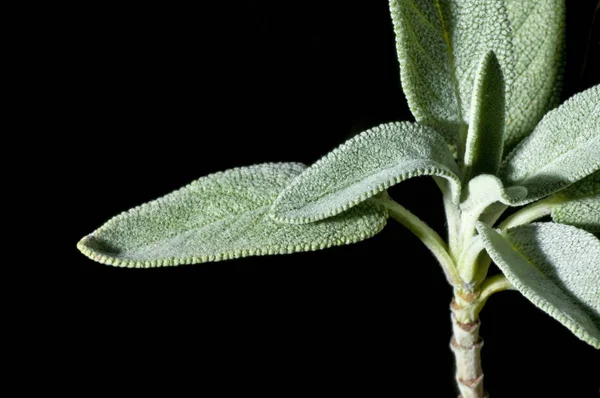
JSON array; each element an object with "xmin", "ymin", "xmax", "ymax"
[
  {"xmin": 451, "ymin": 294, "xmax": 486, "ymax": 398},
  {"xmin": 450, "ymin": 312, "xmax": 485, "ymax": 398},
  {"xmin": 376, "ymin": 197, "xmax": 461, "ymax": 286},
  {"xmin": 498, "ymin": 196, "xmax": 559, "ymax": 231}
]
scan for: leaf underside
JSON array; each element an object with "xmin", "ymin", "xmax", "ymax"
[
  {"xmin": 389, "ymin": 0, "xmax": 514, "ymax": 145},
  {"xmin": 77, "ymin": 163, "xmax": 388, "ymax": 268},
  {"xmin": 504, "ymin": 0, "xmax": 565, "ymax": 152},
  {"xmin": 478, "ymin": 222, "xmax": 600, "ymax": 349},
  {"xmin": 270, "ymin": 122, "xmax": 460, "ymax": 224},
  {"xmin": 500, "ymin": 85, "xmax": 600, "ymax": 205}
]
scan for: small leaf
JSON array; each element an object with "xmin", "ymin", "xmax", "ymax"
[
  {"xmin": 500, "ymin": 85, "xmax": 600, "ymax": 205},
  {"xmin": 459, "ymin": 174, "xmax": 525, "ymax": 245},
  {"xmin": 461, "ymin": 175, "xmax": 526, "ymax": 214},
  {"xmin": 270, "ymin": 122, "xmax": 460, "ymax": 223},
  {"xmin": 551, "ymin": 172, "xmax": 600, "ymax": 232},
  {"xmin": 77, "ymin": 163, "xmax": 388, "ymax": 268},
  {"xmin": 477, "ymin": 222, "xmax": 600, "ymax": 349},
  {"xmin": 504, "ymin": 0, "xmax": 565, "ymax": 151},
  {"xmin": 389, "ymin": 0, "xmax": 514, "ymax": 145},
  {"xmin": 464, "ymin": 51, "xmax": 506, "ymax": 178}
]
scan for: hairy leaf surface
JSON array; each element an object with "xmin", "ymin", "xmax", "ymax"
[
  {"xmin": 501, "ymin": 85, "xmax": 600, "ymax": 205},
  {"xmin": 478, "ymin": 222, "xmax": 600, "ymax": 349},
  {"xmin": 389, "ymin": 0, "xmax": 514, "ymax": 145},
  {"xmin": 464, "ymin": 51, "xmax": 506, "ymax": 178},
  {"xmin": 271, "ymin": 122, "xmax": 460, "ymax": 223},
  {"xmin": 504, "ymin": 0, "xmax": 565, "ymax": 151},
  {"xmin": 552, "ymin": 172, "xmax": 600, "ymax": 232},
  {"xmin": 77, "ymin": 163, "xmax": 388, "ymax": 267}
]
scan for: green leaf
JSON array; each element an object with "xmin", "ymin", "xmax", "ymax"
[
  {"xmin": 270, "ymin": 122, "xmax": 460, "ymax": 224},
  {"xmin": 551, "ymin": 172, "xmax": 600, "ymax": 232},
  {"xmin": 504, "ymin": 0, "xmax": 565, "ymax": 151},
  {"xmin": 500, "ymin": 85, "xmax": 600, "ymax": 205},
  {"xmin": 389, "ymin": 0, "xmax": 514, "ymax": 145},
  {"xmin": 477, "ymin": 222, "xmax": 600, "ymax": 349},
  {"xmin": 556, "ymin": 171, "xmax": 600, "ymax": 200},
  {"xmin": 552, "ymin": 196, "xmax": 600, "ymax": 233},
  {"xmin": 77, "ymin": 163, "xmax": 388, "ymax": 268},
  {"xmin": 464, "ymin": 51, "xmax": 506, "ymax": 179}
]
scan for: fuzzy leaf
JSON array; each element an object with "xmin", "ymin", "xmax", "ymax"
[
  {"xmin": 464, "ymin": 51, "xmax": 506, "ymax": 178},
  {"xmin": 461, "ymin": 174, "xmax": 526, "ymax": 214},
  {"xmin": 551, "ymin": 172, "xmax": 600, "ymax": 232},
  {"xmin": 270, "ymin": 122, "xmax": 460, "ymax": 224},
  {"xmin": 504, "ymin": 0, "xmax": 565, "ymax": 151},
  {"xmin": 552, "ymin": 196, "xmax": 600, "ymax": 233},
  {"xmin": 459, "ymin": 174, "xmax": 526, "ymax": 244},
  {"xmin": 556, "ymin": 171, "xmax": 600, "ymax": 200},
  {"xmin": 389, "ymin": 0, "xmax": 514, "ymax": 145},
  {"xmin": 77, "ymin": 163, "xmax": 388, "ymax": 268},
  {"xmin": 477, "ymin": 222, "xmax": 600, "ymax": 349},
  {"xmin": 500, "ymin": 85, "xmax": 600, "ymax": 205}
]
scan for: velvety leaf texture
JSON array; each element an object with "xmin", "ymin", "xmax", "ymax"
[
  {"xmin": 501, "ymin": 85, "xmax": 600, "ymax": 205},
  {"xmin": 464, "ymin": 51, "xmax": 506, "ymax": 178},
  {"xmin": 270, "ymin": 122, "xmax": 460, "ymax": 224},
  {"xmin": 552, "ymin": 172, "xmax": 600, "ymax": 232},
  {"xmin": 552, "ymin": 195, "xmax": 600, "ymax": 233},
  {"xmin": 478, "ymin": 222, "xmax": 600, "ymax": 349},
  {"xmin": 504, "ymin": 0, "xmax": 565, "ymax": 151},
  {"xmin": 556, "ymin": 171, "xmax": 600, "ymax": 200},
  {"xmin": 389, "ymin": 0, "xmax": 514, "ymax": 144},
  {"xmin": 77, "ymin": 163, "xmax": 388, "ymax": 268}
]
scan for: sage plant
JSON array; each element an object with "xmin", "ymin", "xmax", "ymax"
[{"xmin": 78, "ymin": 1, "xmax": 599, "ymax": 396}]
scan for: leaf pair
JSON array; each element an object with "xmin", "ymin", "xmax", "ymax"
[
  {"xmin": 78, "ymin": 163, "xmax": 388, "ymax": 267},
  {"xmin": 78, "ymin": 122, "xmax": 463, "ymax": 267}
]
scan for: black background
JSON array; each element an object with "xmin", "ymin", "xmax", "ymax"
[{"xmin": 63, "ymin": 1, "xmax": 599, "ymax": 396}]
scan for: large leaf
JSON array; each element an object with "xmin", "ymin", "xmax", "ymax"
[
  {"xmin": 270, "ymin": 122, "xmax": 460, "ymax": 223},
  {"xmin": 552, "ymin": 196, "xmax": 600, "ymax": 233},
  {"xmin": 463, "ymin": 51, "xmax": 506, "ymax": 179},
  {"xmin": 504, "ymin": 0, "xmax": 565, "ymax": 151},
  {"xmin": 477, "ymin": 222, "xmax": 600, "ymax": 349},
  {"xmin": 77, "ymin": 163, "xmax": 388, "ymax": 267},
  {"xmin": 552, "ymin": 172, "xmax": 600, "ymax": 232},
  {"xmin": 389, "ymin": 0, "xmax": 514, "ymax": 145},
  {"xmin": 500, "ymin": 85, "xmax": 600, "ymax": 205}
]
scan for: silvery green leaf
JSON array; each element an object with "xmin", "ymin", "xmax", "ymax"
[
  {"xmin": 500, "ymin": 85, "xmax": 600, "ymax": 205},
  {"xmin": 270, "ymin": 122, "xmax": 460, "ymax": 224},
  {"xmin": 389, "ymin": 0, "xmax": 514, "ymax": 145},
  {"xmin": 551, "ymin": 172, "xmax": 600, "ymax": 232},
  {"xmin": 77, "ymin": 163, "xmax": 388, "ymax": 268},
  {"xmin": 504, "ymin": 0, "xmax": 565, "ymax": 151},
  {"xmin": 556, "ymin": 171, "xmax": 600, "ymax": 200},
  {"xmin": 464, "ymin": 51, "xmax": 506, "ymax": 179},
  {"xmin": 477, "ymin": 222, "xmax": 600, "ymax": 349},
  {"xmin": 552, "ymin": 196, "xmax": 600, "ymax": 233}
]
